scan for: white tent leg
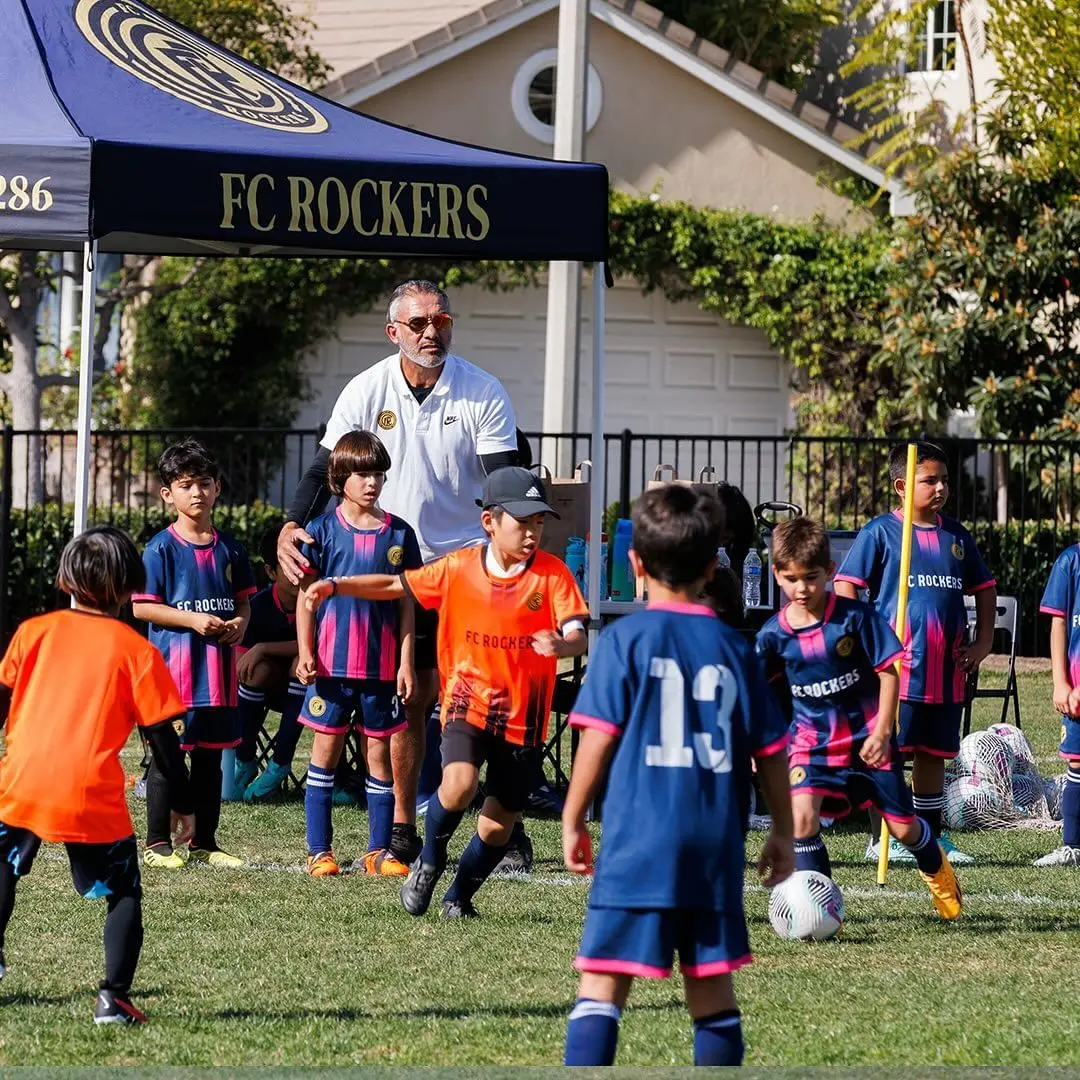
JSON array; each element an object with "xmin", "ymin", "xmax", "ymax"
[
  {"xmin": 72, "ymin": 239, "xmax": 98, "ymax": 539},
  {"xmin": 587, "ymin": 262, "xmax": 606, "ymax": 642}
]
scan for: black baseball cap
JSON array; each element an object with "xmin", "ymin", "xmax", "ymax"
[{"xmin": 477, "ymin": 467, "xmax": 559, "ymax": 518}]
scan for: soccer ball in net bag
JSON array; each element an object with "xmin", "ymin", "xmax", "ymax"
[
  {"xmin": 1045, "ymin": 774, "xmax": 1066, "ymax": 821},
  {"xmin": 1011, "ymin": 772, "xmax": 1046, "ymax": 816},
  {"xmin": 768, "ymin": 871, "xmax": 843, "ymax": 941},
  {"xmin": 944, "ymin": 775, "xmax": 1003, "ymax": 829},
  {"xmin": 957, "ymin": 730, "xmax": 1014, "ymax": 791},
  {"xmin": 988, "ymin": 723, "xmax": 1036, "ymax": 767}
]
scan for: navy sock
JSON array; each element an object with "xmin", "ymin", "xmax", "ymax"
[
  {"xmin": 236, "ymin": 685, "xmax": 266, "ymax": 763},
  {"xmin": 443, "ymin": 832, "xmax": 507, "ymax": 904},
  {"xmin": 565, "ymin": 998, "xmax": 621, "ymax": 1066},
  {"xmin": 693, "ymin": 1010, "xmax": 743, "ymax": 1066},
  {"xmin": 305, "ymin": 764, "xmax": 335, "ymax": 855},
  {"xmin": 420, "ymin": 791, "xmax": 464, "ymax": 869},
  {"xmin": 365, "ymin": 774, "xmax": 395, "ymax": 853},
  {"xmin": 1063, "ymin": 767, "xmax": 1080, "ymax": 848},
  {"xmin": 271, "ymin": 680, "xmax": 306, "ymax": 767},
  {"xmin": 793, "ymin": 832, "xmax": 831, "ymax": 877},
  {"xmin": 902, "ymin": 817, "xmax": 943, "ymax": 874},
  {"xmin": 912, "ymin": 792, "xmax": 944, "ymax": 837}
]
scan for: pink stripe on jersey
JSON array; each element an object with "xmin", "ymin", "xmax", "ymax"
[
  {"xmin": 317, "ymin": 607, "xmax": 337, "ymax": 677},
  {"xmin": 1041, "ymin": 605, "xmax": 1067, "ymax": 616},
  {"xmin": 755, "ymin": 733, "xmax": 790, "ymax": 759},
  {"xmin": 1070, "ymin": 657, "xmax": 1080, "ymax": 691},
  {"xmin": 789, "ymin": 722, "xmax": 817, "ymax": 765},
  {"xmin": 898, "ymin": 622, "xmax": 913, "ymax": 699},
  {"xmin": 796, "ymin": 626, "xmax": 828, "ymax": 661},
  {"xmin": 875, "ymin": 649, "xmax": 904, "ymax": 673},
  {"xmin": 193, "ymin": 543, "xmax": 217, "ymax": 576},
  {"xmin": 380, "ymin": 618, "xmax": 396, "ymax": 681},
  {"xmin": 924, "ymin": 610, "xmax": 946, "ymax": 703},
  {"xmin": 170, "ymin": 636, "xmax": 194, "ymax": 706},
  {"xmin": 347, "ymin": 532, "xmax": 376, "ymax": 678},
  {"xmin": 952, "ymin": 629, "xmax": 968, "ymax": 702},
  {"xmin": 969, "ymin": 578, "xmax": 996, "ymax": 593},
  {"xmin": 205, "ymin": 641, "xmax": 224, "ymax": 707},
  {"xmin": 826, "ymin": 710, "xmax": 852, "ymax": 767},
  {"xmin": 569, "ymin": 713, "xmax": 622, "ymax": 736}
]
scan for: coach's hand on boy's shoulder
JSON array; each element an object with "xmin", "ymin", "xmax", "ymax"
[
  {"xmin": 189, "ymin": 612, "xmax": 226, "ymax": 637},
  {"xmin": 171, "ymin": 811, "xmax": 195, "ymax": 847},
  {"xmin": 277, "ymin": 521, "xmax": 315, "ymax": 586}
]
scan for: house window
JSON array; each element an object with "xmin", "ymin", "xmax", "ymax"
[
  {"xmin": 511, "ymin": 49, "xmax": 603, "ymax": 144},
  {"xmin": 917, "ymin": 0, "xmax": 958, "ymax": 72}
]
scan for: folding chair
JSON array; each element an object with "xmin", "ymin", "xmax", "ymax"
[
  {"xmin": 541, "ymin": 658, "xmax": 585, "ymax": 791},
  {"xmin": 962, "ymin": 594, "xmax": 1021, "ymax": 735}
]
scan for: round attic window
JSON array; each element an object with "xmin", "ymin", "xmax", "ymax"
[{"xmin": 511, "ymin": 48, "xmax": 602, "ymax": 144}]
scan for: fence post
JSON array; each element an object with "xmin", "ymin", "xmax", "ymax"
[
  {"xmin": 618, "ymin": 428, "xmax": 633, "ymax": 518},
  {"xmin": 0, "ymin": 427, "xmax": 13, "ymax": 644}
]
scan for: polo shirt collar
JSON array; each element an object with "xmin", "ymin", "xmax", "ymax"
[{"xmin": 392, "ymin": 352, "xmax": 458, "ymax": 398}]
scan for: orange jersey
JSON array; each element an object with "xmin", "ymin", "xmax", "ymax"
[
  {"xmin": 0, "ymin": 610, "xmax": 185, "ymax": 843},
  {"xmin": 403, "ymin": 547, "xmax": 587, "ymax": 747}
]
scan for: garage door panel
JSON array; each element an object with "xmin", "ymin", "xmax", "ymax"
[{"xmin": 663, "ymin": 349, "xmax": 720, "ymax": 389}]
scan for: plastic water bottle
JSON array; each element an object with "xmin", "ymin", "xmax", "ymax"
[
  {"xmin": 564, "ymin": 537, "xmax": 587, "ymax": 593},
  {"xmin": 716, "ymin": 546, "xmax": 731, "ymax": 571},
  {"xmin": 742, "ymin": 548, "xmax": 762, "ymax": 610},
  {"xmin": 585, "ymin": 532, "xmax": 608, "ymax": 600},
  {"xmin": 610, "ymin": 519, "xmax": 634, "ymax": 600}
]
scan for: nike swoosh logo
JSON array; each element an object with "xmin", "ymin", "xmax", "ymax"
[{"xmin": 444, "ymin": 416, "xmax": 459, "ymax": 425}]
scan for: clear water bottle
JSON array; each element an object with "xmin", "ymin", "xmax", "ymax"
[
  {"xmin": 742, "ymin": 548, "xmax": 762, "ymax": 610},
  {"xmin": 716, "ymin": 546, "xmax": 731, "ymax": 571}
]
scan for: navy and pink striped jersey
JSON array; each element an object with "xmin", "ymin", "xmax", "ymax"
[
  {"xmin": 300, "ymin": 507, "xmax": 422, "ymax": 681},
  {"xmin": 136, "ymin": 525, "xmax": 256, "ymax": 708},
  {"xmin": 241, "ymin": 583, "xmax": 296, "ymax": 648},
  {"xmin": 756, "ymin": 594, "xmax": 903, "ymax": 768},
  {"xmin": 1041, "ymin": 545, "xmax": 1080, "ymax": 695},
  {"xmin": 835, "ymin": 511, "xmax": 995, "ymax": 704},
  {"xmin": 569, "ymin": 603, "xmax": 788, "ymax": 911}
]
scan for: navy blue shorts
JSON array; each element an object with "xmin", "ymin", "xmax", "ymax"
[
  {"xmin": 1059, "ymin": 715, "xmax": 1080, "ymax": 763},
  {"xmin": 299, "ymin": 677, "xmax": 404, "ymax": 738},
  {"xmin": 575, "ymin": 906, "xmax": 752, "ymax": 980},
  {"xmin": 180, "ymin": 707, "xmax": 240, "ymax": 752},
  {"xmin": 897, "ymin": 702, "xmax": 963, "ymax": 759},
  {"xmin": 789, "ymin": 758, "xmax": 916, "ymax": 824},
  {"xmin": 0, "ymin": 823, "xmax": 141, "ymax": 899}
]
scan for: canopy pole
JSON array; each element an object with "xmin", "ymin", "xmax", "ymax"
[
  {"xmin": 73, "ymin": 239, "xmax": 98, "ymax": 539},
  {"xmin": 587, "ymin": 261, "xmax": 606, "ymax": 643}
]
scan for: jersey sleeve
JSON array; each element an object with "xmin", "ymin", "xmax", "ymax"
[
  {"xmin": 131, "ymin": 647, "xmax": 186, "ymax": 728},
  {"xmin": 298, "ymin": 517, "xmax": 326, "ymax": 578},
  {"xmin": 134, "ymin": 537, "xmax": 166, "ymax": 603},
  {"xmin": 550, "ymin": 562, "xmax": 588, "ymax": 628},
  {"xmin": 835, "ymin": 522, "xmax": 882, "ymax": 592},
  {"xmin": 957, "ymin": 525, "xmax": 995, "ymax": 593},
  {"xmin": 857, "ymin": 606, "xmax": 904, "ymax": 672},
  {"xmin": 754, "ymin": 626, "xmax": 786, "ymax": 685},
  {"xmin": 745, "ymin": 652, "xmax": 789, "ymax": 758},
  {"xmin": 568, "ymin": 628, "xmax": 629, "ymax": 737},
  {"xmin": 0, "ymin": 625, "xmax": 24, "ymax": 689},
  {"xmin": 230, "ymin": 540, "xmax": 257, "ymax": 600},
  {"xmin": 401, "ymin": 523, "xmax": 424, "ymax": 572},
  {"xmin": 403, "ymin": 555, "xmax": 451, "ymax": 611},
  {"xmin": 473, "ymin": 380, "xmax": 518, "ymax": 456},
  {"xmin": 1042, "ymin": 550, "xmax": 1074, "ymax": 617}
]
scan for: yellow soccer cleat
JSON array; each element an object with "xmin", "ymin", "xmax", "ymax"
[
  {"xmin": 361, "ymin": 848, "xmax": 410, "ymax": 877},
  {"xmin": 306, "ymin": 850, "xmax": 340, "ymax": 877},
  {"xmin": 919, "ymin": 845, "xmax": 963, "ymax": 920},
  {"xmin": 187, "ymin": 847, "xmax": 244, "ymax": 869},
  {"xmin": 142, "ymin": 846, "xmax": 188, "ymax": 870}
]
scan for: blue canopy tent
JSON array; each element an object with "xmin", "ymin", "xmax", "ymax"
[{"xmin": 1, "ymin": 0, "xmax": 611, "ymax": 620}]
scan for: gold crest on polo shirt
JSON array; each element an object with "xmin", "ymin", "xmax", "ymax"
[{"xmin": 377, "ymin": 410, "xmax": 397, "ymax": 431}]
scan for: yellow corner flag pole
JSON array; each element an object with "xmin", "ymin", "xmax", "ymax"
[{"xmin": 877, "ymin": 442, "xmax": 917, "ymax": 887}]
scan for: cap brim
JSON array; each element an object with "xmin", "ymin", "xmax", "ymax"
[{"xmin": 478, "ymin": 499, "xmax": 560, "ymax": 519}]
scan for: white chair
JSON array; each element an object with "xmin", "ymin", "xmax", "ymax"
[{"xmin": 962, "ymin": 594, "xmax": 1021, "ymax": 735}]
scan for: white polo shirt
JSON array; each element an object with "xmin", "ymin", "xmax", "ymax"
[{"xmin": 320, "ymin": 352, "xmax": 517, "ymax": 561}]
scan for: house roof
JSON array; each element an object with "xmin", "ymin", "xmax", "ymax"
[{"xmin": 291, "ymin": 0, "xmax": 898, "ymax": 199}]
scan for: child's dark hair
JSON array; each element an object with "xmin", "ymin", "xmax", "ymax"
[
  {"xmin": 56, "ymin": 526, "xmax": 145, "ymax": 609},
  {"xmin": 327, "ymin": 431, "xmax": 392, "ymax": 497},
  {"xmin": 159, "ymin": 439, "xmax": 220, "ymax": 486},
  {"xmin": 771, "ymin": 516, "xmax": 831, "ymax": 571},
  {"xmin": 632, "ymin": 486, "xmax": 724, "ymax": 588},
  {"xmin": 259, "ymin": 520, "xmax": 285, "ymax": 570},
  {"xmin": 888, "ymin": 441, "xmax": 948, "ymax": 485}
]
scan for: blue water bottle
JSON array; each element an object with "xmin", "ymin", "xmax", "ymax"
[
  {"xmin": 584, "ymin": 532, "xmax": 608, "ymax": 600},
  {"xmin": 610, "ymin": 518, "xmax": 634, "ymax": 600},
  {"xmin": 564, "ymin": 537, "xmax": 587, "ymax": 594}
]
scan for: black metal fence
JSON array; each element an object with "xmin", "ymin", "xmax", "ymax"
[{"xmin": 5, "ymin": 426, "xmax": 1080, "ymax": 654}]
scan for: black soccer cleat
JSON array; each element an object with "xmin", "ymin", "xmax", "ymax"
[
  {"xmin": 389, "ymin": 823, "xmax": 423, "ymax": 868},
  {"xmin": 441, "ymin": 898, "xmax": 480, "ymax": 919},
  {"xmin": 93, "ymin": 988, "xmax": 149, "ymax": 1025},
  {"xmin": 493, "ymin": 821, "xmax": 534, "ymax": 875},
  {"xmin": 400, "ymin": 858, "xmax": 444, "ymax": 917}
]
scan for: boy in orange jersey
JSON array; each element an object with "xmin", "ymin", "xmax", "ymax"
[
  {"xmin": 305, "ymin": 467, "xmax": 588, "ymax": 918},
  {"xmin": 0, "ymin": 527, "xmax": 194, "ymax": 1025}
]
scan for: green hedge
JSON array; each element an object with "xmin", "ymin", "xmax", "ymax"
[{"xmin": 3, "ymin": 503, "xmax": 288, "ymax": 639}]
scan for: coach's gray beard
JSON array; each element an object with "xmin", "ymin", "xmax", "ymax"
[{"xmin": 400, "ymin": 344, "xmax": 446, "ymax": 369}]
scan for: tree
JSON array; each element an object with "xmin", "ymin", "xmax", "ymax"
[
  {"xmin": 0, "ymin": 0, "xmax": 327, "ymax": 500},
  {"xmin": 656, "ymin": 0, "xmax": 842, "ymax": 88}
]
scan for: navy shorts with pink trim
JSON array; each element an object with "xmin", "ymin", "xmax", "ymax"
[
  {"xmin": 790, "ymin": 756, "xmax": 915, "ymax": 824},
  {"xmin": 180, "ymin": 706, "xmax": 240, "ymax": 751},
  {"xmin": 575, "ymin": 906, "xmax": 751, "ymax": 980},
  {"xmin": 1058, "ymin": 715, "xmax": 1080, "ymax": 763},
  {"xmin": 299, "ymin": 676, "xmax": 403, "ymax": 738},
  {"xmin": 897, "ymin": 701, "xmax": 963, "ymax": 759}
]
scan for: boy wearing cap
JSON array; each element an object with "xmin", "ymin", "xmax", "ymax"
[{"xmin": 303, "ymin": 467, "xmax": 588, "ymax": 918}]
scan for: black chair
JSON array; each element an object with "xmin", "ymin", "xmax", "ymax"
[{"xmin": 962, "ymin": 594, "xmax": 1021, "ymax": 735}]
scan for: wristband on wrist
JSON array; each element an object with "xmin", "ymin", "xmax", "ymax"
[{"xmin": 330, "ymin": 577, "xmax": 339, "ymax": 596}]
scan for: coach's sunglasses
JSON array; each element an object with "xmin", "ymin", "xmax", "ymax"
[{"xmin": 394, "ymin": 313, "xmax": 454, "ymax": 334}]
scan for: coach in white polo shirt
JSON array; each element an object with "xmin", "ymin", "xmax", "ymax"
[{"xmin": 278, "ymin": 279, "xmax": 519, "ymax": 866}]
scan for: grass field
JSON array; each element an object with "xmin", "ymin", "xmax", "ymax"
[{"xmin": 3, "ymin": 668, "xmax": 1080, "ymax": 1066}]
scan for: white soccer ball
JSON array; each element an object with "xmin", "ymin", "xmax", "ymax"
[
  {"xmin": 944, "ymin": 775, "xmax": 1001, "ymax": 829},
  {"xmin": 988, "ymin": 723, "xmax": 1036, "ymax": 767},
  {"xmin": 1045, "ymin": 774, "xmax": 1067, "ymax": 821},
  {"xmin": 768, "ymin": 870, "xmax": 843, "ymax": 942}
]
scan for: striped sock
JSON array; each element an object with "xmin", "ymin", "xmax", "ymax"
[
  {"xmin": 693, "ymin": 1009, "xmax": 743, "ymax": 1066},
  {"xmin": 794, "ymin": 832, "xmax": 831, "ymax": 877},
  {"xmin": 1063, "ymin": 768, "xmax": 1080, "ymax": 848},
  {"xmin": 304, "ymin": 764, "xmax": 335, "ymax": 855},
  {"xmin": 912, "ymin": 792, "xmax": 944, "ymax": 837},
  {"xmin": 902, "ymin": 817, "xmax": 942, "ymax": 874},
  {"xmin": 565, "ymin": 998, "xmax": 621, "ymax": 1066},
  {"xmin": 365, "ymin": 774, "xmax": 395, "ymax": 853}
]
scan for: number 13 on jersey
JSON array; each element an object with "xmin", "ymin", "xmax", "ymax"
[{"xmin": 645, "ymin": 658, "xmax": 735, "ymax": 773}]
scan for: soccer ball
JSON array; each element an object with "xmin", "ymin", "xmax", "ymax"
[
  {"xmin": 944, "ymin": 775, "xmax": 1002, "ymax": 829},
  {"xmin": 768, "ymin": 871, "xmax": 843, "ymax": 941},
  {"xmin": 988, "ymin": 723, "xmax": 1036, "ymax": 767},
  {"xmin": 1045, "ymin": 774, "xmax": 1067, "ymax": 821},
  {"xmin": 958, "ymin": 730, "xmax": 1014, "ymax": 792}
]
